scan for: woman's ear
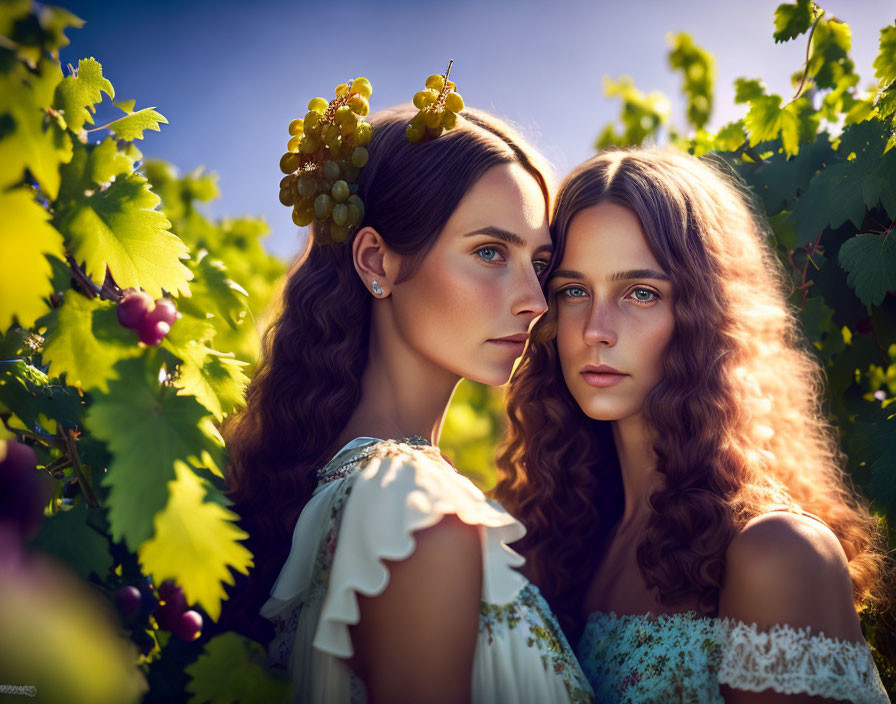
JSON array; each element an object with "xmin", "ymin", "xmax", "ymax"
[{"xmin": 352, "ymin": 227, "xmax": 398, "ymax": 298}]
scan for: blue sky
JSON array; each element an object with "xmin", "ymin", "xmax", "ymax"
[{"xmin": 60, "ymin": 0, "xmax": 893, "ymax": 261}]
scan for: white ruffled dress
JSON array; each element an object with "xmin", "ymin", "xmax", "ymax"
[{"xmin": 259, "ymin": 437, "xmax": 594, "ymax": 704}]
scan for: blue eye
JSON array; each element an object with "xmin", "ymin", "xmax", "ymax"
[
  {"xmin": 559, "ymin": 286, "xmax": 588, "ymax": 299},
  {"xmin": 476, "ymin": 246, "xmax": 500, "ymax": 262},
  {"xmin": 629, "ymin": 288, "xmax": 657, "ymax": 304}
]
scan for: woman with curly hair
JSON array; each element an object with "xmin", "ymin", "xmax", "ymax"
[
  {"xmin": 495, "ymin": 148, "xmax": 892, "ymax": 703},
  {"xmin": 220, "ymin": 101, "xmax": 593, "ymax": 704}
]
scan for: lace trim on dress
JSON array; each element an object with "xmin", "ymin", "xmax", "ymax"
[{"xmin": 718, "ymin": 619, "xmax": 889, "ymax": 703}]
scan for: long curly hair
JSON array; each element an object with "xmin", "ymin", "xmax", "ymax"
[
  {"xmin": 217, "ymin": 105, "xmax": 553, "ymax": 644},
  {"xmin": 494, "ymin": 147, "xmax": 890, "ymax": 637}
]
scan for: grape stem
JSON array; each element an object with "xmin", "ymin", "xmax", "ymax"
[
  {"xmin": 58, "ymin": 424, "xmax": 101, "ymax": 507},
  {"xmin": 66, "ymin": 255, "xmax": 123, "ymax": 302},
  {"xmin": 791, "ymin": 9, "xmax": 825, "ymax": 102}
]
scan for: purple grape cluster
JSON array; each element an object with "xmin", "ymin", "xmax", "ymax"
[{"xmin": 116, "ymin": 290, "xmax": 180, "ymax": 345}]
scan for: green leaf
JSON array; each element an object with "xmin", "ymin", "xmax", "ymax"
[
  {"xmin": 106, "ymin": 107, "xmax": 168, "ymax": 141},
  {"xmin": 138, "ymin": 461, "xmax": 253, "ymax": 622},
  {"xmin": 838, "ymin": 233, "xmax": 896, "ymax": 307},
  {"xmin": 667, "ymin": 32, "xmax": 715, "ymax": 130},
  {"xmin": 57, "ymin": 138, "xmax": 134, "ymax": 199},
  {"xmin": 85, "ymin": 356, "xmax": 227, "ymax": 551},
  {"xmin": 185, "ymin": 633, "xmax": 290, "ymax": 704},
  {"xmin": 798, "ymin": 296, "xmax": 845, "ymax": 357},
  {"xmin": 874, "ymin": 25, "xmax": 896, "ymax": 88},
  {"xmin": 773, "ymin": 0, "xmax": 815, "ymax": 43},
  {"xmin": 179, "ymin": 251, "xmax": 249, "ymax": 330},
  {"xmin": 0, "ymin": 358, "xmax": 87, "ymax": 432},
  {"xmin": 29, "ymin": 503, "xmax": 111, "ymax": 581},
  {"xmin": 744, "ymin": 93, "xmax": 802, "ymax": 156},
  {"xmin": 40, "ymin": 294, "xmax": 143, "ymax": 393},
  {"xmin": 806, "ymin": 18, "xmax": 854, "ymax": 90},
  {"xmin": 54, "ymin": 171, "xmax": 193, "ymax": 299},
  {"xmin": 112, "ymin": 98, "xmax": 135, "ymax": 114},
  {"xmin": 53, "ymin": 57, "xmax": 114, "ymax": 132},
  {"xmin": 0, "ymin": 188, "xmax": 66, "ymax": 331},
  {"xmin": 36, "ymin": 5, "xmax": 84, "ymax": 51},
  {"xmin": 734, "ymin": 78, "xmax": 764, "ymax": 104},
  {"xmin": 160, "ymin": 311, "xmax": 249, "ymax": 422},
  {"xmin": 750, "ymin": 132, "xmax": 833, "ymax": 214},
  {"xmin": 0, "ymin": 61, "xmax": 71, "ymax": 198}
]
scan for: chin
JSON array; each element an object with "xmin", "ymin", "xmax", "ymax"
[
  {"xmin": 466, "ymin": 363, "xmax": 514, "ymax": 388},
  {"xmin": 572, "ymin": 393, "xmax": 631, "ymax": 422}
]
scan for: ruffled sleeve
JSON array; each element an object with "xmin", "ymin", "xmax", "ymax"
[
  {"xmin": 308, "ymin": 440, "xmax": 526, "ymax": 659},
  {"xmin": 718, "ymin": 619, "xmax": 891, "ymax": 703}
]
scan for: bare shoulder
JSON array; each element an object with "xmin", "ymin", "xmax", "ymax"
[{"xmin": 719, "ymin": 511, "xmax": 862, "ymax": 641}]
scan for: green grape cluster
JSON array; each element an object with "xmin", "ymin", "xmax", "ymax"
[
  {"xmin": 278, "ymin": 77, "xmax": 372, "ymax": 244},
  {"xmin": 406, "ymin": 66, "xmax": 465, "ymax": 143}
]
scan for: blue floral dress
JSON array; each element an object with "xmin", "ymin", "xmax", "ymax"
[
  {"xmin": 577, "ymin": 608, "xmax": 890, "ymax": 703},
  {"xmin": 260, "ymin": 437, "xmax": 594, "ymax": 704}
]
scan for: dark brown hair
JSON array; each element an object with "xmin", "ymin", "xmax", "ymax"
[
  {"xmin": 494, "ymin": 147, "xmax": 890, "ymax": 638},
  {"xmin": 218, "ymin": 105, "xmax": 553, "ymax": 643}
]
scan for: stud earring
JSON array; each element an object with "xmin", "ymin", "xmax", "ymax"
[{"xmin": 371, "ymin": 280, "xmax": 384, "ymax": 296}]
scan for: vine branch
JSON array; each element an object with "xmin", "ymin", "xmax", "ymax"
[{"xmin": 791, "ymin": 9, "xmax": 825, "ymax": 102}]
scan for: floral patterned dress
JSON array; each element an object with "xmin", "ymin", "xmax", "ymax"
[
  {"xmin": 577, "ymin": 609, "xmax": 890, "ymax": 703},
  {"xmin": 259, "ymin": 437, "xmax": 594, "ymax": 704}
]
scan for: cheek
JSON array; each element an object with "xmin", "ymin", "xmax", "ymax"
[{"xmin": 636, "ymin": 312, "xmax": 675, "ymax": 384}]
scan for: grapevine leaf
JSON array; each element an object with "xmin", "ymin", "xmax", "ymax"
[
  {"xmin": 29, "ymin": 503, "xmax": 111, "ymax": 581},
  {"xmin": 179, "ymin": 251, "xmax": 249, "ymax": 330},
  {"xmin": 112, "ymin": 98, "xmax": 136, "ymax": 114},
  {"xmin": 0, "ymin": 188, "xmax": 66, "ymax": 331},
  {"xmin": 138, "ymin": 461, "xmax": 253, "ymax": 622},
  {"xmin": 0, "ymin": 61, "xmax": 70, "ymax": 198},
  {"xmin": 36, "ymin": 5, "xmax": 85, "ymax": 51},
  {"xmin": 0, "ymin": 359, "xmax": 86, "ymax": 431},
  {"xmin": 667, "ymin": 32, "xmax": 715, "ymax": 130},
  {"xmin": 185, "ymin": 632, "xmax": 290, "ymax": 704},
  {"xmin": 106, "ymin": 107, "xmax": 168, "ymax": 141},
  {"xmin": 162, "ymin": 312, "xmax": 249, "ymax": 422},
  {"xmin": 744, "ymin": 94, "xmax": 802, "ymax": 155},
  {"xmin": 713, "ymin": 120, "xmax": 746, "ymax": 152},
  {"xmin": 806, "ymin": 18, "xmax": 854, "ymax": 90},
  {"xmin": 58, "ymin": 138, "xmax": 133, "ymax": 201},
  {"xmin": 773, "ymin": 0, "xmax": 815, "ymax": 43},
  {"xmin": 873, "ymin": 25, "xmax": 896, "ymax": 87},
  {"xmin": 40, "ymin": 294, "xmax": 142, "ymax": 393},
  {"xmin": 798, "ymin": 296, "xmax": 844, "ymax": 357},
  {"xmin": 54, "ymin": 171, "xmax": 193, "ymax": 298},
  {"xmin": 734, "ymin": 78, "xmax": 764, "ymax": 104},
  {"xmin": 53, "ymin": 57, "xmax": 113, "ymax": 132},
  {"xmin": 85, "ymin": 356, "xmax": 227, "ymax": 551},
  {"xmin": 838, "ymin": 233, "xmax": 896, "ymax": 307},
  {"xmin": 750, "ymin": 132, "xmax": 833, "ymax": 214}
]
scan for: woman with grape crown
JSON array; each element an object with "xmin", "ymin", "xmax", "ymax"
[
  {"xmin": 494, "ymin": 148, "xmax": 892, "ymax": 703},
  {"xmin": 222, "ymin": 73, "xmax": 594, "ymax": 704}
]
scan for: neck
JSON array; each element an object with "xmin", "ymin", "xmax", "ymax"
[
  {"xmin": 334, "ymin": 307, "xmax": 461, "ymax": 451},
  {"xmin": 611, "ymin": 414, "xmax": 661, "ymax": 528}
]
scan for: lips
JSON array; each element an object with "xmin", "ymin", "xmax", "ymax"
[
  {"xmin": 487, "ymin": 333, "xmax": 529, "ymax": 353},
  {"xmin": 580, "ymin": 363, "xmax": 627, "ymax": 388}
]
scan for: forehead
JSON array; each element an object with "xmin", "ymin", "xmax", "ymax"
[
  {"xmin": 443, "ymin": 162, "xmax": 548, "ymax": 235},
  {"xmin": 561, "ymin": 202, "xmax": 662, "ymax": 272}
]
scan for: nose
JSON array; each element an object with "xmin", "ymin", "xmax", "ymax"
[
  {"xmin": 510, "ymin": 265, "xmax": 548, "ymax": 322},
  {"xmin": 583, "ymin": 301, "xmax": 617, "ymax": 347}
]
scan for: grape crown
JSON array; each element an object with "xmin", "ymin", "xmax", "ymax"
[
  {"xmin": 279, "ymin": 77, "xmax": 373, "ymax": 245},
  {"xmin": 406, "ymin": 60, "xmax": 465, "ymax": 144}
]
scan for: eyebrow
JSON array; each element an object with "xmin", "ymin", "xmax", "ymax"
[
  {"xmin": 550, "ymin": 268, "xmax": 670, "ymax": 282},
  {"xmin": 462, "ymin": 226, "xmax": 553, "ymax": 254}
]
